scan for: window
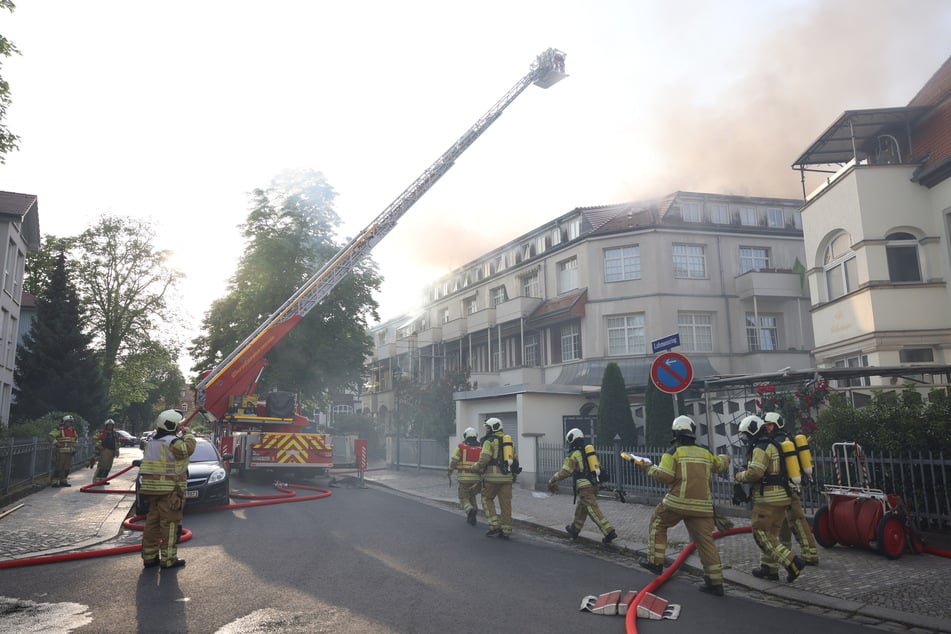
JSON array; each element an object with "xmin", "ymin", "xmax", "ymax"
[
  {"xmin": 524, "ymin": 332, "xmax": 540, "ymax": 366},
  {"xmin": 710, "ymin": 204, "xmax": 729, "ymax": 224},
  {"xmin": 490, "ymin": 285, "xmax": 508, "ymax": 307},
  {"xmin": 678, "ymin": 312, "xmax": 713, "ymax": 352},
  {"xmin": 739, "ymin": 246, "xmax": 770, "ymax": 273},
  {"xmin": 560, "ymin": 322, "xmax": 581, "ymax": 361},
  {"xmin": 766, "ymin": 208, "xmax": 784, "ymax": 228},
  {"xmin": 521, "ymin": 271, "xmax": 540, "ymax": 298},
  {"xmin": 740, "ymin": 207, "xmax": 757, "ymax": 226},
  {"xmin": 899, "ymin": 348, "xmax": 934, "ymax": 363},
  {"xmin": 823, "ymin": 232, "xmax": 857, "ymax": 300},
  {"xmin": 672, "ymin": 244, "xmax": 706, "ymax": 279},
  {"xmin": 2, "ymin": 239, "xmax": 14, "ymax": 294},
  {"xmin": 558, "ymin": 257, "xmax": 579, "ymax": 293},
  {"xmin": 604, "ymin": 245, "xmax": 641, "ymax": 282},
  {"xmin": 464, "ymin": 296, "xmax": 478, "ymax": 315},
  {"xmin": 536, "ymin": 236, "xmax": 547, "ymax": 255},
  {"xmin": 833, "ymin": 354, "xmax": 870, "ymax": 387},
  {"xmin": 439, "ymin": 308, "xmax": 450, "ymax": 324},
  {"xmin": 886, "ymin": 232, "xmax": 921, "ymax": 282},
  {"xmin": 566, "ymin": 218, "xmax": 581, "ymax": 240},
  {"xmin": 332, "ymin": 404, "xmax": 354, "ymax": 416},
  {"xmin": 551, "ymin": 227, "xmax": 562, "ymax": 247},
  {"xmin": 607, "ymin": 314, "xmax": 645, "ymax": 355},
  {"xmin": 682, "ymin": 202, "xmax": 701, "ymax": 222},
  {"xmin": 746, "ymin": 312, "xmax": 779, "ymax": 351}
]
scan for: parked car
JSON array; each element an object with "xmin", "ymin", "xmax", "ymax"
[
  {"xmin": 139, "ymin": 430, "xmax": 155, "ymax": 450},
  {"xmin": 135, "ymin": 437, "xmax": 233, "ymax": 515},
  {"xmin": 116, "ymin": 430, "xmax": 138, "ymax": 447}
]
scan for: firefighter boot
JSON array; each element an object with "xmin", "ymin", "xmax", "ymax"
[
  {"xmin": 602, "ymin": 529, "xmax": 618, "ymax": 545},
  {"xmin": 751, "ymin": 565, "xmax": 780, "ymax": 581},
  {"xmin": 786, "ymin": 556, "xmax": 807, "ymax": 582},
  {"xmin": 697, "ymin": 576, "xmax": 725, "ymax": 597},
  {"xmin": 565, "ymin": 524, "xmax": 580, "ymax": 540},
  {"xmin": 485, "ymin": 527, "xmax": 502, "ymax": 538},
  {"xmin": 639, "ymin": 560, "xmax": 663, "ymax": 575},
  {"xmin": 467, "ymin": 508, "xmax": 477, "ymax": 526}
]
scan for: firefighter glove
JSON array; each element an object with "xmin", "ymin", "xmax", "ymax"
[{"xmin": 547, "ymin": 480, "xmax": 559, "ymax": 494}]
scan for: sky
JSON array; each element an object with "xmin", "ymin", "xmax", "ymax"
[{"xmin": 2, "ymin": 1, "xmax": 950, "ymax": 373}]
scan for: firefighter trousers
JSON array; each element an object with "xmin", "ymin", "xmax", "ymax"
[
  {"xmin": 53, "ymin": 452, "xmax": 73, "ymax": 485},
  {"xmin": 570, "ymin": 485, "xmax": 614, "ymax": 536},
  {"xmin": 456, "ymin": 478, "xmax": 482, "ymax": 514},
  {"xmin": 750, "ymin": 502, "xmax": 796, "ymax": 570},
  {"xmin": 94, "ymin": 448, "xmax": 117, "ymax": 481},
  {"xmin": 481, "ymin": 481, "xmax": 513, "ymax": 535},
  {"xmin": 647, "ymin": 502, "xmax": 724, "ymax": 586},
  {"xmin": 759, "ymin": 492, "xmax": 819, "ymax": 571},
  {"xmin": 142, "ymin": 490, "xmax": 185, "ymax": 566}
]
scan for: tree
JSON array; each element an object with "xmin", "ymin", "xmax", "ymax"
[
  {"xmin": 72, "ymin": 215, "xmax": 181, "ymax": 397},
  {"xmin": 644, "ymin": 380, "xmax": 683, "ymax": 447},
  {"xmin": 23, "ymin": 235, "xmax": 72, "ymax": 297},
  {"xmin": 189, "ymin": 169, "xmax": 380, "ymax": 402},
  {"xmin": 401, "ymin": 368, "xmax": 472, "ymax": 439},
  {"xmin": 596, "ymin": 362, "xmax": 635, "ymax": 445},
  {"xmin": 0, "ymin": 0, "xmax": 19, "ymax": 164},
  {"xmin": 109, "ymin": 340, "xmax": 184, "ymax": 432},
  {"xmin": 13, "ymin": 253, "xmax": 106, "ymax": 422}
]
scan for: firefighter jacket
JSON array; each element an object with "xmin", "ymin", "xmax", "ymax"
[
  {"xmin": 139, "ymin": 432, "xmax": 196, "ymax": 495},
  {"xmin": 48, "ymin": 427, "xmax": 78, "ymax": 454},
  {"xmin": 735, "ymin": 441, "xmax": 791, "ymax": 507},
  {"xmin": 645, "ymin": 444, "xmax": 729, "ymax": 516},
  {"xmin": 550, "ymin": 449, "xmax": 594, "ymax": 489},
  {"xmin": 449, "ymin": 441, "xmax": 482, "ymax": 483},
  {"xmin": 473, "ymin": 432, "xmax": 518, "ymax": 484},
  {"xmin": 96, "ymin": 428, "xmax": 120, "ymax": 453}
]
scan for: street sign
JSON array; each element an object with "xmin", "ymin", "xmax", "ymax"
[
  {"xmin": 651, "ymin": 333, "xmax": 681, "ymax": 354},
  {"xmin": 650, "ymin": 352, "xmax": 694, "ymax": 394}
]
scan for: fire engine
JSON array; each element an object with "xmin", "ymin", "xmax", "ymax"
[{"xmin": 186, "ymin": 48, "xmax": 568, "ymax": 478}]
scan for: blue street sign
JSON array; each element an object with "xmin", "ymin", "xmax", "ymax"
[
  {"xmin": 651, "ymin": 333, "xmax": 681, "ymax": 354},
  {"xmin": 650, "ymin": 352, "xmax": 694, "ymax": 394}
]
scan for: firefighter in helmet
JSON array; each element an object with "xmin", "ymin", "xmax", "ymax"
[
  {"xmin": 749, "ymin": 412, "xmax": 819, "ymax": 580},
  {"xmin": 93, "ymin": 419, "xmax": 121, "ymax": 484},
  {"xmin": 448, "ymin": 427, "xmax": 483, "ymax": 525},
  {"xmin": 636, "ymin": 415, "xmax": 731, "ymax": 596},
  {"xmin": 49, "ymin": 415, "xmax": 78, "ymax": 487},
  {"xmin": 470, "ymin": 418, "xmax": 518, "ymax": 539},
  {"xmin": 547, "ymin": 428, "xmax": 617, "ymax": 544},
  {"xmin": 735, "ymin": 414, "xmax": 807, "ymax": 582},
  {"xmin": 139, "ymin": 409, "xmax": 196, "ymax": 569}
]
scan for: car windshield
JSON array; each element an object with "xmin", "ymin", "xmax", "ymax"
[{"xmin": 191, "ymin": 441, "xmax": 220, "ymax": 462}]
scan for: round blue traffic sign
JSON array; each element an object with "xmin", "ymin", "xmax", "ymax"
[{"xmin": 651, "ymin": 352, "xmax": 694, "ymax": 394}]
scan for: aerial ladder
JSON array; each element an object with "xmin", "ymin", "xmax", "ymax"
[{"xmin": 187, "ymin": 48, "xmax": 567, "ymax": 477}]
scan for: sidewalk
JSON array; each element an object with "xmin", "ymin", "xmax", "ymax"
[{"xmin": 2, "ymin": 461, "xmax": 949, "ymax": 633}]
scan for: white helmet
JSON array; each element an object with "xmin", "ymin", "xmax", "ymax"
[
  {"xmin": 565, "ymin": 427, "xmax": 584, "ymax": 445},
  {"xmin": 485, "ymin": 417, "xmax": 503, "ymax": 433},
  {"xmin": 764, "ymin": 411, "xmax": 784, "ymax": 428},
  {"xmin": 104, "ymin": 418, "xmax": 115, "ymax": 427},
  {"xmin": 154, "ymin": 409, "xmax": 184, "ymax": 432},
  {"xmin": 671, "ymin": 415, "xmax": 696, "ymax": 438},
  {"xmin": 463, "ymin": 427, "xmax": 478, "ymax": 440},
  {"xmin": 738, "ymin": 414, "xmax": 765, "ymax": 440}
]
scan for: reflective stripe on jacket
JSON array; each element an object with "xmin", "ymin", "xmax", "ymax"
[
  {"xmin": 736, "ymin": 444, "xmax": 791, "ymax": 506},
  {"xmin": 139, "ymin": 433, "xmax": 196, "ymax": 494},
  {"xmin": 647, "ymin": 444, "xmax": 729, "ymax": 516},
  {"xmin": 450, "ymin": 443, "xmax": 482, "ymax": 482},
  {"xmin": 48, "ymin": 428, "xmax": 78, "ymax": 453},
  {"xmin": 474, "ymin": 433, "xmax": 516, "ymax": 483},
  {"xmin": 551, "ymin": 449, "xmax": 593, "ymax": 489}
]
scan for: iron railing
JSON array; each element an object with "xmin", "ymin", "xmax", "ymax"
[{"xmin": 0, "ymin": 437, "xmax": 97, "ymax": 501}]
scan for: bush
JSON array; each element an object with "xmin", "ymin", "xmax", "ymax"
[{"xmin": 3, "ymin": 411, "xmax": 89, "ymax": 439}]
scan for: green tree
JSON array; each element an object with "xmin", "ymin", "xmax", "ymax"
[
  {"xmin": 109, "ymin": 340, "xmax": 184, "ymax": 433},
  {"xmin": 0, "ymin": 0, "xmax": 19, "ymax": 163},
  {"xmin": 644, "ymin": 380, "xmax": 683, "ymax": 447},
  {"xmin": 596, "ymin": 362, "xmax": 635, "ymax": 445},
  {"xmin": 401, "ymin": 368, "xmax": 472, "ymax": 439},
  {"xmin": 189, "ymin": 169, "xmax": 381, "ymax": 401},
  {"xmin": 72, "ymin": 215, "xmax": 181, "ymax": 397},
  {"xmin": 13, "ymin": 253, "xmax": 106, "ymax": 422},
  {"xmin": 23, "ymin": 235, "xmax": 72, "ymax": 297}
]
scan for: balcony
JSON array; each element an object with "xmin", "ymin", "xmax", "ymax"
[
  {"xmin": 413, "ymin": 327, "xmax": 442, "ymax": 346},
  {"xmin": 495, "ymin": 296, "xmax": 544, "ymax": 324},
  {"xmin": 735, "ymin": 269, "xmax": 805, "ymax": 299},
  {"xmin": 467, "ymin": 307, "xmax": 496, "ymax": 331},
  {"xmin": 441, "ymin": 317, "xmax": 467, "ymax": 340}
]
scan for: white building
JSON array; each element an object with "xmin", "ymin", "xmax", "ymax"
[
  {"xmin": 0, "ymin": 192, "xmax": 41, "ymax": 427},
  {"xmin": 363, "ymin": 191, "xmax": 815, "ymax": 483}
]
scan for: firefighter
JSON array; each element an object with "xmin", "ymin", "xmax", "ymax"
[
  {"xmin": 471, "ymin": 418, "xmax": 518, "ymax": 539},
  {"xmin": 635, "ymin": 415, "xmax": 731, "ymax": 596},
  {"xmin": 93, "ymin": 419, "xmax": 121, "ymax": 484},
  {"xmin": 749, "ymin": 412, "xmax": 819, "ymax": 580},
  {"xmin": 139, "ymin": 409, "xmax": 196, "ymax": 569},
  {"xmin": 735, "ymin": 414, "xmax": 807, "ymax": 583},
  {"xmin": 48, "ymin": 415, "xmax": 78, "ymax": 487},
  {"xmin": 448, "ymin": 427, "xmax": 483, "ymax": 525},
  {"xmin": 547, "ymin": 428, "xmax": 617, "ymax": 544}
]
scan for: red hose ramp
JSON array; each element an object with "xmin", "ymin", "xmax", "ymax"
[
  {"xmin": 624, "ymin": 526, "xmax": 751, "ymax": 634},
  {"xmin": 0, "ymin": 482, "xmax": 331, "ymax": 570}
]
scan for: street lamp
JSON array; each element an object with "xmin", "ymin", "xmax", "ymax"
[{"xmin": 392, "ymin": 366, "xmax": 402, "ymax": 471}]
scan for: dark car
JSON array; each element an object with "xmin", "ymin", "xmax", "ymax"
[
  {"xmin": 116, "ymin": 430, "xmax": 138, "ymax": 447},
  {"xmin": 135, "ymin": 437, "xmax": 233, "ymax": 515}
]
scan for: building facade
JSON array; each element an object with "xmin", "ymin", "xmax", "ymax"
[
  {"xmin": 0, "ymin": 192, "xmax": 41, "ymax": 427},
  {"xmin": 793, "ymin": 55, "xmax": 951, "ymax": 389},
  {"xmin": 362, "ymin": 191, "xmax": 815, "ymax": 482}
]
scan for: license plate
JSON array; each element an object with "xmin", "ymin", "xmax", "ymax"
[{"xmin": 185, "ymin": 490, "xmax": 199, "ymax": 498}]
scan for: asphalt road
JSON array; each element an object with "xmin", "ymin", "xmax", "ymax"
[{"xmin": 0, "ymin": 478, "xmax": 884, "ymax": 633}]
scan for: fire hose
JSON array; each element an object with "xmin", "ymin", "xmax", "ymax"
[{"xmin": 0, "ymin": 467, "xmax": 333, "ymax": 570}]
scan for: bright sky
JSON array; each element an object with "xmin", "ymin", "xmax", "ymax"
[{"xmin": 2, "ymin": 1, "xmax": 950, "ymax": 372}]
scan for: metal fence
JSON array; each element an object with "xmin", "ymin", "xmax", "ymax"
[
  {"xmin": 536, "ymin": 441, "xmax": 951, "ymax": 531},
  {"xmin": 1, "ymin": 436, "xmax": 97, "ymax": 501},
  {"xmin": 395, "ymin": 437, "xmax": 449, "ymax": 471}
]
